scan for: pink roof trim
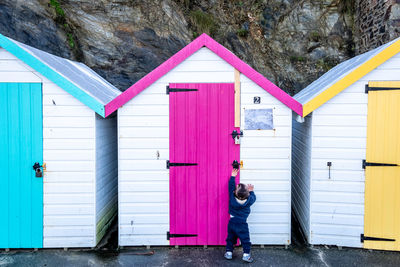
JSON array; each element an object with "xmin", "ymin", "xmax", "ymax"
[{"xmin": 105, "ymin": 33, "xmax": 302, "ymax": 116}]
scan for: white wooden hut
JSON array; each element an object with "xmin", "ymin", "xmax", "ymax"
[
  {"xmin": 0, "ymin": 34, "xmax": 120, "ymax": 249},
  {"xmin": 292, "ymin": 37, "xmax": 400, "ymax": 251},
  {"xmin": 107, "ymin": 33, "xmax": 303, "ymax": 247}
]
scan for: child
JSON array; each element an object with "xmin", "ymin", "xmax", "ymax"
[{"xmin": 224, "ymin": 168, "xmax": 256, "ymax": 263}]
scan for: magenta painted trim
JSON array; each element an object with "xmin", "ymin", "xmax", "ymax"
[{"xmin": 105, "ymin": 33, "xmax": 303, "ymax": 116}]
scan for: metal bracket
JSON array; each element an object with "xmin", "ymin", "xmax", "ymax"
[
  {"xmin": 166, "ymin": 86, "xmax": 198, "ymax": 94},
  {"xmin": 166, "ymin": 160, "xmax": 198, "ymax": 169},
  {"xmin": 361, "ymin": 234, "xmax": 395, "ymax": 243},
  {"xmin": 167, "ymin": 231, "xmax": 197, "ymax": 240},
  {"xmin": 365, "ymin": 84, "xmax": 400, "ymax": 93},
  {"xmin": 362, "ymin": 159, "xmax": 398, "ymax": 169},
  {"xmin": 327, "ymin": 162, "xmax": 332, "ymax": 179}
]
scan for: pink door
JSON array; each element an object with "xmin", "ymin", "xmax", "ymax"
[{"xmin": 169, "ymin": 83, "xmax": 240, "ymax": 245}]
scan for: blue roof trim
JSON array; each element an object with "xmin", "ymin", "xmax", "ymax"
[{"xmin": 0, "ymin": 33, "xmax": 105, "ymax": 117}]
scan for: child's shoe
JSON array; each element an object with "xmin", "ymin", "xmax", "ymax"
[
  {"xmin": 242, "ymin": 253, "xmax": 254, "ymax": 263},
  {"xmin": 224, "ymin": 251, "xmax": 233, "ymax": 260}
]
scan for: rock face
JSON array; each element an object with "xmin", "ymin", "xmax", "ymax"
[
  {"xmin": 0, "ymin": 0, "xmax": 399, "ymax": 94},
  {"xmin": 355, "ymin": 0, "xmax": 400, "ymax": 53}
]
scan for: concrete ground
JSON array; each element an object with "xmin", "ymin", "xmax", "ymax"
[
  {"xmin": 2, "ymin": 246, "xmax": 400, "ymax": 267},
  {"xmin": 2, "ymin": 218, "xmax": 400, "ymax": 267}
]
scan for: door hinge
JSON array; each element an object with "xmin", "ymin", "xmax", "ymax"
[
  {"xmin": 167, "ymin": 231, "xmax": 197, "ymax": 240},
  {"xmin": 365, "ymin": 84, "xmax": 400, "ymax": 93},
  {"xmin": 361, "ymin": 234, "xmax": 395, "ymax": 243},
  {"xmin": 362, "ymin": 159, "xmax": 398, "ymax": 169},
  {"xmin": 166, "ymin": 86, "xmax": 198, "ymax": 94},
  {"xmin": 166, "ymin": 160, "xmax": 198, "ymax": 169}
]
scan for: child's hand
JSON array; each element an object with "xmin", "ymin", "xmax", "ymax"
[
  {"xmin": 248, "ymin": 184, "xmax": 254, "ymax": 192},
  {"xmin": 231, "ymin": 168, "xmax": 239, "ymax": 177}
]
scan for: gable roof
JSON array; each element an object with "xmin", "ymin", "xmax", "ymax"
[
  {"xmin": 295, "ymin": 37, "xmax": 400, "ymax": 117},
  {"xmin": 105, "ymin": 33, "xmax": 302, "ymax": 116},
  {"xmin": 0, "ymin": 33, "xmax": 121, "ymax": 117}
]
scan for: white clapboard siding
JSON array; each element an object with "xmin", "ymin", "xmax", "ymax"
[
  {"xmin": 291, "ymin": 114, "xmax": 312, "ymax": 242},
  {"xmin": 119, "ymin": 47, "xmax": 292, "ymax": 246},
  {"xmin": 0, "ymin": 48, "xmax": 41, "ymax": 82},
  {"xmin": 42, "ymin": 80, "xmax": 97, "ymax": 248},
  {"xmin": 240, "ymin": 77, "xmax": 292, "ymax": 245},
  {"xmin": 118, "ymin": 80, "xmax": 170, "ymax": 246},
  {"xmin": 302, "ymin": 52, "xmax": 400, "ymax": 247},
  {"xmin": 308, "ymin": 78, "xmax": 367, "ymax": 247},
  {"xmin": 95, "ymin": 114, "xmax": 118, "ymax": 243}
]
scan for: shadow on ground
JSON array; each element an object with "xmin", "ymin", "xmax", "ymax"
[{"xmin": 1, "ymin": 216, "xmax": 400, "ymax": 266}]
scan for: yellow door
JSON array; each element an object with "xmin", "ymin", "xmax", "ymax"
[{"xmin": 364, "ymin": 82, "xmax": 400, "ymax": 251}]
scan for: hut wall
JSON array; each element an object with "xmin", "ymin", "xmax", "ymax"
[{"xmin": 292, "ymin": 114, "xmax": 312, "ymax": 243}]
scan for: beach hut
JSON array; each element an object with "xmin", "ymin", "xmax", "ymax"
[
  {"xmin": 0, "ymin": 34, "xmax": 120, "ymax": 249},
  {"xmin": 292, "ymin": 37, "xmax": 400, "ymax": 251},
  {"xmin": 106, "ymin": 33, "xmax": 303, "ymax": 247}
]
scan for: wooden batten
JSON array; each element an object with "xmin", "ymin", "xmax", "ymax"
[{"xmin": 234, "ymin": 68, "xmax": 241, "ymax": 127}]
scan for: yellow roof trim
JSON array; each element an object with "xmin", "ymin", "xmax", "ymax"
[{"xmin": 302, "ymin": 38, "xmax": 400, "ymax": 117}]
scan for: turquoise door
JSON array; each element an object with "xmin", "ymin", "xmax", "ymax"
[{"xmin": 0, "ymin": 83, "xmax": 43, "ymax": 248}]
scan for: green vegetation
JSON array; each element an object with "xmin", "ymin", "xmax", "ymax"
[
  {"xmin": 67, "ymin": 33, "xmax": 75, "ymax": 48},
  {"xmin": 190, "ymin": 10, "xmax": 217, "ymax": 36},
  {"xmin": 49, "ymin": 0, "xmax": 65, "ymax": 19},
  {"xmin": 309, "ymin": 31, "xmax": 320, "ymax": 42},
  {"xmin": 236, "ymin": 28, "xmax": 249, "ymax": 37},
  {"xmin": 290, "ymin": 55, "xmax": 306, "ymax": 62},
  {"xmin": 49, "ymin": 0, "xmax": 76, "ymax": 49}
]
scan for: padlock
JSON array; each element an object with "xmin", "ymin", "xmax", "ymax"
[
  {"xmin": 33, "ymin": 162, "xmax": 43, "ymax": 178},
  {"xmin": 35, "ymin": 168, "xmax": 43, "ymax": 177}
]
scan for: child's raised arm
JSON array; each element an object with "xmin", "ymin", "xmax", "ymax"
[
  {"xmin": 229, "ymin": 169, "xmax": 239, "ymax": 194},
  {"xmin": 247, "ymin": 184, "xmax": 256, "ymax": 206}
]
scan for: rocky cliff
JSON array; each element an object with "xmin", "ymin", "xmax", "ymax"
[{"xmin": 1, "ymin": 0, "xmax": 399, "ymax": 94}]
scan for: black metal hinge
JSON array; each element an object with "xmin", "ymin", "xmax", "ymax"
[
  {"xmin": 362, "ymin": 159, "xmax": 398, "ymax": 169},
  {"xmin": 166, "ymin": 160, "xmax": 198, "ymax": 169},
  {"xmin": 365, "ymin": 84, "xmax": 400, "ymax": 93},
  {"xmin": 166, "ymin": 86, "xmax": 198, "ymax": 94},
  {"xmin": 361, "ymin": 234, "xmax": 395, "ymax": 243},
  {"xmin": 167, "ymin": 231, "xmax": 198, "ymax": 240}
]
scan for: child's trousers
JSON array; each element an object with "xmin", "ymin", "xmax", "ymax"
[{"xmin": 225, "ymin": 219, "xmax": 251, "ymax": 253}]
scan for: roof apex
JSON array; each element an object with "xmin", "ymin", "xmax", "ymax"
[{"xmin": 105, "ymin": 33, "xmax": 301, "ymax": 116}]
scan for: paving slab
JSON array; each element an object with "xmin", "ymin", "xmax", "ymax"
[{"xmin": 2, "ymin": 246, "xmax": 400, "ymax": 267}]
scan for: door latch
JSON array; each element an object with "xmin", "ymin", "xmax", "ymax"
[
  {"xmin": 231, "ymin": 130, "xmax": 243, "ymax": 144},
  {"xmin": 232, "ymin": 160, "xmax": 240, "ymax": 169},
  {"xmin": 33, "ymin": 162, "xmax": 43, "ymax": 178},
  {"xmin": 232, "ymin": 160, "xmax": 244, "ymax": 169}
]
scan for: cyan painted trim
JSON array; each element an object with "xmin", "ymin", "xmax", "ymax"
[{"xmin": 0, "ymin": 33, "xmax": 105, "ymax": 117}]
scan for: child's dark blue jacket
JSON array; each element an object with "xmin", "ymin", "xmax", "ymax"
[{"xmin": 228, "ymin": 176, "xmax": 256, "ymax": 222}]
